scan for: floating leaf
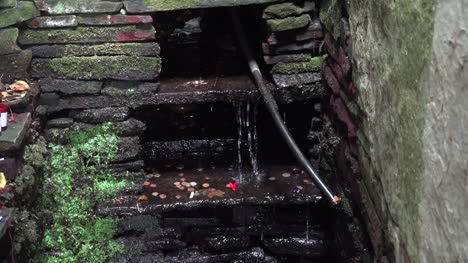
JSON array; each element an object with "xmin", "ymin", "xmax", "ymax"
[
  {"xmin": 0, "ymin": 172, "xmax": 7, "ymax": 188},
  {"xmin": 9, "ymin": 80, "xmax": 30, "ymax": 91}
]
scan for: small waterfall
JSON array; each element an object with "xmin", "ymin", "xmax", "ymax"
[
  {"xmin": 236, "ymin": 102, "xmax": 244, "ymax": 184},
  {"xmin": 235, "ymin": 101, "xmax": 261, "ymax": 185}
]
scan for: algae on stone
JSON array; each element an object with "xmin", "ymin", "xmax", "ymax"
[
  {"xmin": 18, "ymin": 25, "xmax": 156, "ymax": 45},
  {"xmin": 263, "ymin": 3, "xmax": 305, "ymax": 19},
  {"xmin": 31, "ymin": 56, "xmax": 161, "ymax": 80},
  {"xmin": 0, "ymin": 1, "xmax": 38, "ymax": 28},
  {"xmin": 266, "ymin": 14, "xmax": 311, "ymax": 32},
  {"xmin": 271, "ymin": 57, "xmax": 321, "ymax": 75},
  {"xmin": 0, "ymin": 28, "xmax": 21, "ymax": 55}
]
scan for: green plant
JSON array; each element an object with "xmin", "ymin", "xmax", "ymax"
[{"xmin": 40, "ymin": 122, "xmax": 126, "ymax": 263}]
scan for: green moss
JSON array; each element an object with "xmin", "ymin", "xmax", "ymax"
[
  {"xmin": 266, "ymin": 14, "xmax": 311, "ymax": 32},
  {"xmin": 62, "ymin": 43, "xmax": 159, "ymax": 57},
  {"xmin": 263, "ymin": 3, "xmax": 304, "ymax": 19},
  {"xmin": 271, "ymin": 57, "xmax": 321, "ymax": 74},
  {"xmin": 39, "ymin": 123, "xmax": 127, "ymax": 263},
  {"xmin": 18, "ymin": 25, "xmax": 155, "ymax": 45},
  {"xmin": 47, "ymin": 56, "xmax": 161, "ymax": 80},
  {"xmin": 142, "ymin": 0, "xmax": 281, "ymax": 10},
  {"xmin": 0, "ymin": 1, "xmax": 38, "ymax": 28}
]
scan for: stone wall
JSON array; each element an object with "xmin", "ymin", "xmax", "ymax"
[{"xmin": 320, "ymin": 0, "xmax": 468, "ymax": 262}]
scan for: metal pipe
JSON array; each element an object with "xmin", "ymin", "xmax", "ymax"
[{"xmin": 228, "ymin": 8, "xmax": 340, "ymax": 205}]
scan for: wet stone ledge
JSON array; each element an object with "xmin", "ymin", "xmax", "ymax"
[{"xmin": 96, "ymin": 164, "xmax": 323, "ymax": 216}]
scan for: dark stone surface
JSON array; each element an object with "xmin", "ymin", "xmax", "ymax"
[
  {"xmin": 110, "ymin": 160, "xmax": 145, "ymax": 172},
  {"xmin": 101, "ymin": 81, "xmax": 160, "ymax": 96},
  {"xmin": 204, "ymin": 235, "xmax": 252, "ymax": 251},
  {"xmin": 262, "ymin": 40, "xmax": 321, "ymax": 55},
  {"xmin": 46, "ymin": 95, "xmax": 117, "ymax": 112},
  {"xmin": 78, "ymin": 14, "xmax": 152, "ymax": 25},
  {"xmin": 0, "ymin": 208, "xmax": 15, "ymax": 240},
  {"xmin": 43, "ymin": 128, "xmax": 68, "ymax": 144},
  {"xmin": 114, "ymin": 118, "xmax": 146, "ymax": 137},
  {"xmin": 113, "ymin": 136, "xmax": 141, "ymax": 163},
  {"xmin": 46, "ymin": 118, "xmax": 74, "ymax": 129},
  {"xmin": 144, "ymin": 139, "xmax": 236, "ymax": 161},
  {"xmin": 34, "ymin": 0, "xmax": 123, "ymax": 14},
  {"xmin": 263, "ymin": 237, "xmax": 326, "ymax": 258},
  {"xmin": 146, "ymin": 239, "xmax": 187, "ymax": 250},
  {"xmin": 27, "ymin": 15, "xmax": 77, "ymax": 28},
  {"xmin": 0, "ymin": 28, "xmax": 20, "ymax": 55},
  {"xmin": 69, "ymin": 107, "xmax": 130, "ymax": 124},
  {"xmin": 19, "ymin": 25, "xmax": 156, "ymax": 45},
  {"xmin": 273, "ymin": 72, "xmax": 322, "ymax": 88},
  {"xmin": 0, "ymin": 113, "xmax": 31, "ymax": 153},
  {"xmin": 30, "ymin": 56, "xmax": 161, "ymax": 80},
  {"xmin": 0, "ymin": 50, "xmax": 32, "ymax": 84},
  {"xmin": 0, "ymin": 158, "xmax": 18, "ymax": 181},
  {"xmin": 164, "ymin": 247, "xmax": 265, "ymax": 263},
  {"xmin": 116, "ymin": 215, "xmax": 159, "ymax": 236},
  {"xmin": 29, "ymin": 42, "xmax": 160, "ymax": 58},
  {"xmin": 38, "ymin": 92, "xmax": 60, "ymax": 106},
  {"xmin": 39, "ymin": 79, "xmax": 103, "ymax": 95},
  {"xmin": 266, "ymin": 19, "xmax": 323, "ymax": 45}
]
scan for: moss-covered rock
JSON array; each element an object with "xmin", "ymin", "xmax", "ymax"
[
  {"xmin": 0, "ymin": 0, "xmax": 16, "ymax": 8},
  {"xmin": 125, "ymin": 0, "xmax": 282, "ymax": 12},
  {"xmin": 0, "ymin": 1, "xmax": 38, "ymax": 28},
  {"xmin": 69, "ymin": 107, "xmax": 130, "ymax": 124},
  {"xmin": 31, "ymin": 56, "xmax": 161, "ymax": 80},
  {"xmin": 0, "ymin": 28, "xmax": 20, "ymax": 55},
  {"xmin": 34, "ymin": 0, "xmax": 123, "ymax": 14},
  {"xmin": 18, "ymin": 25, "xmax": 156, "ymax": 45},
  {"xmin": 263, "ymin": 3, "xmax": 305, "ymax": 19},
  {"xmin": 266, "ymin": 14, "xmax": 311, "ymax": 32},
  {"xmin": 271, "ymin": 57, "xmax": 321, "ymax": 74},
  {"xmin": 29, "ymin": 42, "xmax": 160, "ymax": 58},
  {"xmin": 38, "ymin": 79, "xmax": 103, "ymax": 94}
]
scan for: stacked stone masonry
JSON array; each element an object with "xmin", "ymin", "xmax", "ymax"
[{"xmin": 261, "ymin": 1, "xmax": 323, "ymax": 95}]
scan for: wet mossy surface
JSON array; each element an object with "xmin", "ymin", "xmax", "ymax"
[
  {"xmin": 18, "ymin": 25, "xmax": 155, "ymax": 45},
  {"xmin": 31, "ymin": 56, "xmax": 161, "ymax": 80},
  {"xmin": 266, "ymin": 14, "xmax": 311, "ymax": 32},
  {"xmin": 263, "ymin": 3, "xmax": 305, "ymax": 19},
  {"xmin": 0, "ymin": 1, "xmax": 38, "ymax": 28},
  {"xmin": 271, "ymin": 57, "xmax": 321, "ymax": 75},
  {"xmin": 139, "ymin": 0, "xmax": 281, "ymax": 11}
]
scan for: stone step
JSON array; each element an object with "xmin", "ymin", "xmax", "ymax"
[
  {"xmin": 0, "ymin": 113, "xmax": 31, "ymax": 153},
  {"xmin": 18, "ymin": 25, "xmax": 155, "ymax": 45},
  {"xmin": 95, "ymin": 164, "xmax": 322, "ymax": 215},
  {"xmin": 39, "ymin": 76, "xmax": 324, "ymax": 113}
]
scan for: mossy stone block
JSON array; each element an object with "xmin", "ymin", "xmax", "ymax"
[
  {"xmin": 0, "ymin": 28, "xmax": 20, "ymax": 55},
  {"xmin": 18, "ymin": 25, "xmax": 156, "ymax": 45},
  {"xmin": 34, "ymin": 0, "xmax": 123, "ymax": 14},
  {"xmin": 266, "ymin": 14, "xmax": 311, "ymax": 32},
  {"xmin": 31, "ymin": 56, "xmax": 162, "ymax": 80},
  {"xmin": 0, "ymin": 50, "xmax": 32, "ymax": 83},
  {"xmin": 0, "ymin": 1, "xmax": 38, "ymax": 28},
  {"xmin": 38, "ymin": 79, "xmax": 103, "ymax": 94},
  {"xmin": 0, "ymin": 0, "xmax": 16, "ymax": 8},
  {"xmin": 270, "ymin": 57, "xmax": 321, "ymax": 74},
  {"xmin": 263, "ymin": 3, "xmax": 305, "ymax": 19},
  {"xmin": 29, "ymin": 43, "xmax": 160, "ymax": 58},
  {"xmin": 125, "ymin": 0, "xmax": 282, "ymax": 12}
]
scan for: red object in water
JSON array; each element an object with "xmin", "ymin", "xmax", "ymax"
[{"xmin": 228, "ymin": 182, "xmax": 237, "ymax": 192}]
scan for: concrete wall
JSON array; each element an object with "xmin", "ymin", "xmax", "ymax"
[{"xmin": 321, "ymin": 0, "xmax": 468, "ymax": 261}]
